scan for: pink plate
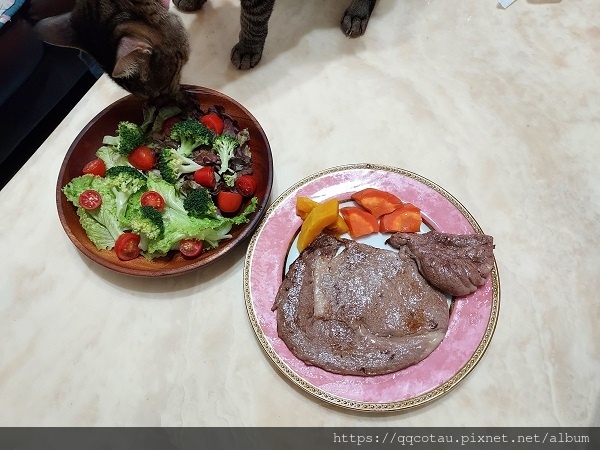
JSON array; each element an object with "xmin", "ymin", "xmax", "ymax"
[{"xmin": 243, "ymin": 164, "xmax": 500, "ymax": 411}]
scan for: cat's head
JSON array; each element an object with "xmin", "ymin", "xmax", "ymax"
[{"xmin": 35, "ymin": 1, "xmax": 190, "ymax": 101}]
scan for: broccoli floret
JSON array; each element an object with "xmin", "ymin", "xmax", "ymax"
[
  {"xmin": 102, "ymin": 121, "xmax": 145, "ymax": 156},
  {"xmin": 120, "ymin": 190, "xmax": 144, "ymax": 227},
  {"xmin": 222, "ymin": 173, "xmax": 237, "ymax": 187},
  {"xmin": 212, "ymin": 134, "xmax": 239, "ymax": 175},
  {"xmin": 183, "ymin": 188, "xmax": 217, "ymax": 219},
  {"xmin": 170, "ymin": 120, "xmax": 213, "ymax": 157},
  {"xmin": 128, "ymin": 205, "xmax": 165, "ymax": 251},
  {"xmin": 158, "ymin": 147, "xmax": 203, "ymax": 184},
  {"xmin": 104, "ymin": 166, "xmax": 147, "ymax": 219}
]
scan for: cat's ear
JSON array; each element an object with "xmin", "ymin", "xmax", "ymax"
[
  {"xmin": 35, "ymin": 13, "xmax": 83, "ymax": 49},
  {"xmin": 112, "ymin": 36, "xmax": 153, "ymax": 80}
]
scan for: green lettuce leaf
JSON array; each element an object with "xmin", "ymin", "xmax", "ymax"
[
  {"xmin": 63, "ymin": 175, "xmax": 124, "ymax": 249},
  {"xmin": 75, "ymin": 207, "xmax": 115, "ymax": 250}
]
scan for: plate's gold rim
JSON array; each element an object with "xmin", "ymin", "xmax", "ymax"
[{"xmin": 243, "ymin": 163, "xmax": 500, "ymax": 412}]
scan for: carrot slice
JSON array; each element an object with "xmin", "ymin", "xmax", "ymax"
[
  {"xmin": 351, "ymin": 188, "xmax": 403, "ymax": 219},
  {"xmin": 297, "ymin": 198, "xmax": 340, "ymax": 251},
  {"xmin": 379, "ymin": 203, "xmax": 422, "ymax": 233},
  {"xmin": 339, "ymin": 206, "xmax": 379, "ymax": 239}
]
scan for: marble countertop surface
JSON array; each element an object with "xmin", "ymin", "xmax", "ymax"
[{"xmin": 1, "ymin": 0, "xmax": 598, "ymax": 426}]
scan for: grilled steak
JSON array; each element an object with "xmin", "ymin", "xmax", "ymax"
[
  {"xmin": 387, "ymin": 231, "xmax": 495, "ymax": 297},
  {"xmin": 272, "ymin": 234, "xmax": 449, "ymax": 376}
]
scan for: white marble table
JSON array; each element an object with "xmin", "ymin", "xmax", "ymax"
[{"xmin": 1, "ymin": 0, "xmax": 598, "ymax": 426}]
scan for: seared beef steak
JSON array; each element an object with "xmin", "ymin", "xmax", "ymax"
[
  {"xmin": 272, "ymin": 234, "xmax": 449, "ymax": 376},
  {"xmin": 387, "ymin": 231, "xmax": 495, "ymax": 297}
]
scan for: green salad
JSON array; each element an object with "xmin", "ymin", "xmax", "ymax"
[{"xmin": 63, "ymin": 104, "xmax": 259, "ymax": 261}]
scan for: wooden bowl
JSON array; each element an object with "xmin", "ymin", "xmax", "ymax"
[{"xmin": 56, "ymin": 86, "xmax": 273, "ymax": 277}]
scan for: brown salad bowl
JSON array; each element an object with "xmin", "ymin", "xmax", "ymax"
[{"xmin": 56, "ymin": 86, "xmax": 273, "ymax": 277}]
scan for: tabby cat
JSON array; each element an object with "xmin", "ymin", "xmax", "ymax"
[
  {"xmin": 175, "ymin": 0, "xmax": 378, "ymax": 70},
  {"xmin": 35, "ymin": 0, "xmax": 189, "ymax": 102},
  {"xmin": 35, "ymin": 0, "xmax": 378, "ymax": 100}
]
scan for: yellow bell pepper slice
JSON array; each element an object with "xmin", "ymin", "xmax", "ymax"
[
  {"xmin": 296, "ymin": 196, "xmax": 318, "ymax": 220},
  {"xmin": 297, "ymin": 198, "xmax": 340, "ymax": 252},
  {"xmin": 296, "ymin": 196, "xmax": 349, "ymax": 237}
]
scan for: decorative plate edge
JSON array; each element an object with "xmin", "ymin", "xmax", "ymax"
[{"xmin": 243, "ymin": 163, "xmax": 501, "ymax": 412}]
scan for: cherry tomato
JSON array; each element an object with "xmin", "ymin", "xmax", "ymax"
[
  {"xmin": 161, "ymin": 116, "xmax": 180, "ymax": 135},
  {"xmin": 82, "ymin": 158, "xmax": 106, "ymax": 177},
  {"xmin": 193, "ymin": 166, "xmax": 216, "ymax": 188},
  {"xmin": 179, "ymin": 239, "xmax": 203, "ymax": 258},
  {"xmin": 128, "ymin": 146, "xmax": 156, "ymax": 171},
  {"xmin": 235, "ymin": 174, "xmax": 257, "ymax": 197},
  {"xmin": 217, "ymin": 191, "xmax": 243, "ymax": 214},
  {"xmin": 200, "ymin": 113, "xmax": 224, "ymax": 135},
  {"xmin": 141, "ymin": 191, "xmax": 165, "ymax": 211},
  {"xmin": 115, "ymin": 233, "xmax": 141, "ymax": 261},
  {"xmin": 78, "ymin": 189, "xmax": 102, "ymax": 210}
]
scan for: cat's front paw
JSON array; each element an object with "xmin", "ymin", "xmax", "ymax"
[
  {"xmin": 340, "ymin": 9, "xmax": 371, "ymax": 37},
  {"xmin": 231, "ymin": 43, "xmax": 263, "ymax": 70},
  {"xmin": 173, "ymin": 0, "xmax": 207, "ymax": 12}
]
